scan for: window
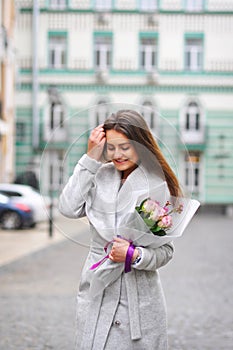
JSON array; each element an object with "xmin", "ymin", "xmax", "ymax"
[
  {"xmin": 185, "ymin": 37, "xmax": 203, "ymax": 71},
  {"xmin": 49, "ymin": 0, "xmax": 67, "ymax": 9},
  {"xmin": 49, "ymin": 151, "xmax": 64, "ymax": 190},
  {"xmin": 180, "ymin": 100, "xmax": 205, "ymax": 144},
  {"xmin": 95, "ymin": 100, "xmax": 109, "ymax": 125},
  {"xmin": 95, "ymin": 0, "xmax": 112, "ymax": 11},
  {"xmin": 185, "ymin": 102, "xmax": 200, "ymax": 131},
  {"xmin": 185, "ymin": 0, "xmax": 204, "ymax": 12},
  {"xmin": 139, "ymin": 0, "xmax": 158, "ymax": 11},
  {"xmin": 94, "ymin": 36, "xmax": 112, "ymax": 70},
  {"xmin": 16, "ymin": 122, "xmax": 26, "ymax": 142},
  {"xmin": 140, "ymin": 37, "xmax": 158, "ymax": 71},
  {"xmin": 141, "ymin": 101, "xmax": 156, "ymax": 129},
  {"xmin": 50, "ymin": 103, "xmax": 64, "ymax": 131},
  {"xmin": 184, "ymin": 151, "xmax": 201, "ymax": 194},
  {"xmin": 48, "ymin": 34, "xmax": 66, "ymax": 69}
]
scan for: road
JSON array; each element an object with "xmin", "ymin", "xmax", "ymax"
[{"xmin": 0, "ymin": 211, "xmax": 233, "ymax": 349}]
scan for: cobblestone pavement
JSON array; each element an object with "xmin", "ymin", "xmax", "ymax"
[{"xmin": 0, "ymin": 212, "xmax": 233, "ymax": 350}]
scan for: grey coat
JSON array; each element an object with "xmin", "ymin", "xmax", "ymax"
[{"xmin": 59, "ymin": 154, "xmax": 174, "ymax": 350}]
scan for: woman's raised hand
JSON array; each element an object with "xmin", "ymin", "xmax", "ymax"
[{"xmin": 87, "ymin": 125, "xmax": 106, "ymax": 161}]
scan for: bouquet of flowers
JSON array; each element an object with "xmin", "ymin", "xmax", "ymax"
[
  {"xmin": 135, "ymin": 198, "xmax": 184, "ymax": 236},
  {"xmin": 88, "ymin": 181, "xmax": 200, "ymax": 297}
]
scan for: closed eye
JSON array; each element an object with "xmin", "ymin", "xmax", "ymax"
[{"xmin": 107, "ymin": 145, "xmax": 115, "ymax": 151}]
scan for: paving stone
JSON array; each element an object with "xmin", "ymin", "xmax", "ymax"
[{"xmin": 0, "ymin": 212, "xmax": 232, "ymax": 349}]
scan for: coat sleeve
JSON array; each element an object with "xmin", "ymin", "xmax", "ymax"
[
  {"xmin": 58, "ymin": 154, "xmax": 102, "ymax": 218},
  {"xmin": 132, "ymin": 242, "xmax": 174, "ymax": 271}
]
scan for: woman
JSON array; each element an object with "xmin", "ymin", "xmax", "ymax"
[{"xmin": 59, "ymin": 110, "xmax": 182, "ymax": 350}]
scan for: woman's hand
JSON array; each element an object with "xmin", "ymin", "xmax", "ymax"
[
  {"xmin": 109, "ymin": 237, "xmax": 138, "ymax": 263},
  {"xmin": 87, "ymin": 124, "xmax": 106, "ymax": 161}
]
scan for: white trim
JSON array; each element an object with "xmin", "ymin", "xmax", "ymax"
[
  {"xmin": 48, "ymin": 35, "xmax": 66, "ymax": 69},
  {"xmin": 185, "ymin": 38, "xmax": 203, "ymax": 71},
  {"xmin": 89, "ymin": 98, "xmax": 111, "ymax": 129},
  {"xmin": 94, "ymin": 37, "xmax": 112, "ymax": 70},
  {"xmin": 180, "ymin": 97, "xmax": 206, "ymax": 144},
  {"xmin": 180, "ymin": 150, "xmax": 203, "ymax": 196},
  {"xmin": 140, "ymin": 37, "xmax": 158, "ymax": 72}
]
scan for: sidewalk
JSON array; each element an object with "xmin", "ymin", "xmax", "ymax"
[{"xmin": 0, "ymin": 213, "xmax": 88, "ymax": 267}]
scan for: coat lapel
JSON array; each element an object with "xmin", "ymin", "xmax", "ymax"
[{"xmin": 86, "ymin": 162, "xmax": 164, "ymax": 241}]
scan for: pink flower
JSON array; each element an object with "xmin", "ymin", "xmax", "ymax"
[
  {"xmin": 142, "ymin": 199, "xmax": 158, "ymax": 213},
  {"xmin": 158, "ymin": 207, "xmax": 167, "ymax": 217},
  {"xmin": 149, "ymin": 207, "xmax": 160, "ymax": 221},
  {"xmin": 157, "ymin": 215, "xmax": 173, "ymax": 228}
]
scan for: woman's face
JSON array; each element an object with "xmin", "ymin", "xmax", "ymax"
[{"xmin": 105, "ymin": 129, "xmax": 139, "ymax": 177}]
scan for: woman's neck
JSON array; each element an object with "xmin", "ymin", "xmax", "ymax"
[{"xmin": 121, "ymin": 164, "xmax": 138, "ymax": 182}]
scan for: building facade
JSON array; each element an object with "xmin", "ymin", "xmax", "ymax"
[
  {"xmin": 15, "ymin": 0, "xmax": 233, "ymax": 209},
  {"xmin": 0, "ymin": 0, "xmax": 16, "ymax": 182}
]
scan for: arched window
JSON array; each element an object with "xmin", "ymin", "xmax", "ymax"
[
  {"xmin": 95, "ymin": 100, "xmax": 109, "ymax": 125},
  {"xmin": 180, "ymin": 99, "xmax": 205, "ymax": 144},
  {"xmin": 50, "ymin": 102, "xmax": 64, "ymax": 130},
  {"xmin": 44, "ymin": 100, "xmax": 67, "ymax": 142},
  {"xmin": 185, "ymin": 101, "xmax": 200, "ymax": 131},
  {"xmin": 141, "ymin": 101, "xmax": 156, "ymax": 130}
]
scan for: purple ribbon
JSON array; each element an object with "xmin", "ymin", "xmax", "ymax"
[
  {"xmin": 124, "ymin": 242, "xmax": 135, "ymax": 273},
  {"xmin": 89, "ymin": 240, "xmax": 113, "ymax": 270},
  {"xmin": 90, "ymin": 238, "xmax": 135, "ymax": 273}
]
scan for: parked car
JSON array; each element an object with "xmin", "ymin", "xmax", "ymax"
[
  {"xmin": 0, "ymin": 184, "xmax": 51, "ymax": 223},
  {"xmin": 0, "ymin": 193, "xmax": 35, "ymax": 229}
]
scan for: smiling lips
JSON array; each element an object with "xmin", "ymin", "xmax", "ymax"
[{"xmin": 114, "ymin": 159, "xmax": 129, "ymax": 164}]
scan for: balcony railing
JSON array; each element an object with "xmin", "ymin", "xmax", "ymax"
[{"xmin": 180, "ymin": 126, "xmax": 206, "ymax": 145}]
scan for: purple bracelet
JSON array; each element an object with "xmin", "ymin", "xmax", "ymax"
[{"xmin": 125, "ymin": 243, "xmax": 135, "ymax": 273}]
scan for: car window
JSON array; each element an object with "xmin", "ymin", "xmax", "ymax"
[
  {"xmin": 0, "ymin": 193, "xmax": 9, "ymax": 203},
  {"xmin": 0, "ymin": 190, "xmax": 22, "ymax": 197}
]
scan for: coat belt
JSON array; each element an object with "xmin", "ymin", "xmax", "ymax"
[
  {"xmin": 125, "ymin": 270, "xmax": 142, "ymax": 340},
  {"xmin": 80, "ymin": 271, "xmax": 142, "ymax": 349}
]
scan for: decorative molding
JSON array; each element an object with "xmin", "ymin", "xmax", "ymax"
[
  {"xmin": 19, "ymin": 67, "xmax": 233, "ymax": 76},
  {"xmin": 19, "ymin": 7, "xmax": 233, "ymax": 15},
  {"xmin": 18, "ymin": 82, "xmax": 233, "ymax": 93}
]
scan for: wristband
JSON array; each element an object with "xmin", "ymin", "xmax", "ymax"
[
  {"xmin": 132, "ymin": 247, "xmax": 142, "ymax": 265},
  {"xmin": 125, "ymin": 243, "xmax": 135, "ymax": 273}
]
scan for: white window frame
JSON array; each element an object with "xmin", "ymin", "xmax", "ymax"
[
  {"xmin": 50, "ymin": 103, "xmax": 64, "ymax": 131},
  {"xmin": 49, "ymin": 0, "xmax": 67, "ymax": 10},
  {"xmin": 185, "ymin": 102, "xmax": 200, "ymax": 132},
  {"xmin": 44, "ymin": 102, "xmax": 67, "ymax": 142},
  {"xmin": 180, "ymin": 100, "xmax": 205, "ymax": 144},
  {"xmin": 185, "ymin": 0, "xmax": 204, "ymax": 12},
  {"xmin": 94, "ymin": 36, "xmax": 112, "ymax": 70},
  {"xmin": 141, "ymin": 101, "xmax": 156, "ymax": 130},
  {"xmin": 139, "ymin": 0, "xmax": 158, "ymax": 11},
  {"xmin": 49, "ymin": 35, "xmax": 66, "ymax": 69},
  {"xmin": 184, "ymin": 151, "xmax": 201, "ymax": 194},
  {"xmin": 48, "ymin": 150, "xmax": 65, "ymax": 192},
  {"xmin": 185, "ymin": 38, "xmax": 203, "ymax": 71},
  {"xmin": 95, "ymin": 101, "xmax": 109, "ymax": 125},
  {"xmin": 140, "ymin": 37, "xmax": 157, "ymax": 71}
]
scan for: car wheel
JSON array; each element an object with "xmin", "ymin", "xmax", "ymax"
[{"xmin": 1, "ymin": 211, "xmax": 23, "ymax": 230}]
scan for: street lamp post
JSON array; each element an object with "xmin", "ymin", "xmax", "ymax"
[{"xmin": 47, "ymin": 85, "xmax": 61, "ymax": 238}]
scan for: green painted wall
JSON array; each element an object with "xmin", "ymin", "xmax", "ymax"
[{"xmin": 15, "ymin": 107, "xmax": 35, "ymax": 174}]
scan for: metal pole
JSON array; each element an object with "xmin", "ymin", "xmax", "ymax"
[
  {"xmin": 32, "ymin": 0, "xmax": 39, "ymax": 150},
  {"xmin": 48, "ymin": 151, "xmax": 54, "ymax": 238},
  {"xmin": 49, "ymin": 189, "xmax": 53, "ymax": 237}
]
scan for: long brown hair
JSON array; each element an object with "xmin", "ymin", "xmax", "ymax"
[{"xmin": 103, "ymin": 110, "xmax": 182, "ymax": 197}]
